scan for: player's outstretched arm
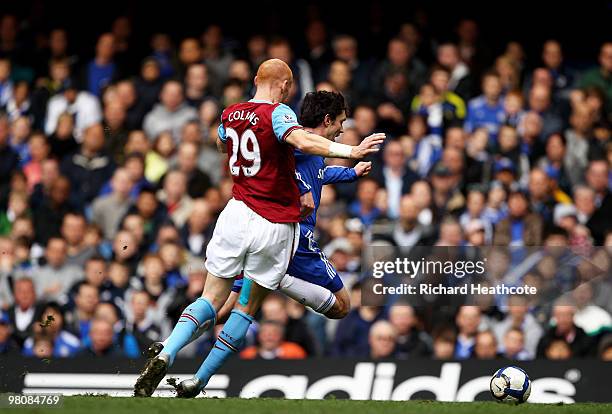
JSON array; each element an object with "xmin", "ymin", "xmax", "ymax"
[{"xmin": 286, "ymin": 129, "xmax": 385, "ymax": 159}]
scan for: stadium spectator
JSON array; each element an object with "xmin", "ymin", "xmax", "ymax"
[
  {"xmin": 201, "ymin": 25, "xmax": 234, "ymax": 95},
  {"xmin": 473, "ymin": 330, "xmax": 498, "ymax": 359},
  {"xmin": 60, "ymin": 123, "xmax": 114, "ymax": 206},
  {"xmin": 124, "ymin": 290, "xmax": 162, "ymax": 352},
  {"xmin": 31, "ymin": 333, "xmax": 54, "ymax": 358},
  {"xmin": 493, "ymin": 189, "xmax": 543, "ymax": 246},
  {"xmin": 157, "ymin": 242, "xmax": 185, "ymax": 288},
  {"xmin": 371, "ymin": 140, "xmax": 418, "ymax": 219},
  {"xmin": 261, "ymin": 293, "xmax": 318, "ymax": 356},
  {"xmin": 0, "ymin": 312, "xmax": 19, "ymax": 354},
  {"xmin": 540, "ymin": 40, "xmax": 575, "ymax": 100},
  {"xmin": 454, "ymin": 306, "xmax": 482, "ymax": 359},
  {"xmin": 91, "ymin": 168, "xmax": 133, "ymax": 240},
  {"xmin": 436, "ymin": 43, "xmax": 473, "ymax": 101},
  {"xmin": 579, "ymin": 42, "xmax": 612, "ymax": 112},
  {"xmin": 501, "ymin": 328, "xmax": 531, "ymax": 360},
  {"xmin": 493, "ymin": 295, "xmax": 543, "ymax": 357},
  {"xmin": 184, "ymin": 64, "xmax": 211, "ymax": 108},
  {"xmin": 464, "ymin": 71, "xmax": 504, "ymax": 140},
  {"xmin": 368, "ymin": 320, "xmax": 398, "ymax": 359},
  {"xmin": 241, "ymin": 320, "xmax": 307, "ymax": 360},
  {"xmin": 388, "ymin": 305, "xmax": 431, "ymax": 358},
  {"xmin": 537, "ymin": 303, "xmax": 594, "ymax": 358},
  {"xmin": 571, "ymin": 283, "xmax": 612, "ymax": 336},
  {"xmin": 60, "ymin": 213, "xmax": 94, "ymax": 268},
  {"xmin": 584, "ymin": 160, "xmax": 612, "ymax": 244},
  {"xmin": 348, "ymin": 178, "xmax": 383, "ymax": 227},
  {"xmin": 332, "ymin": 281, "xmax": 386, "ymax": 357},
  {"xmin": 374, "ymin": 38, "xmax": 426, "ymax": 98},
  {"xmin": 385, "ymin": 194, "xmax": 435, "ymax": 250},
  {"xmin": 0, "ymin": 57, "xmax": 13, "ymax": 108},
  {"xmin": 181, "ymin": 199, "xmax": 215, "ymax": 257},
  {"xmin": 267, "ymin": 37, "xmax": 314, "ymax": 110},
  {"xmin": 430, "ymin": 163, "xmax": 465, "ymax": 218},
  {"xmin": 172, "ymin": 141, "xmax": 212, "ymax": 198},
  {"xmin": 0, "ymin": 115, "xmax": 19, "ymax": 196},
  {"xmin": 332, "ymin": 35, "xmax": 372, "ymax": 95},
  {"xmin": 64, "ymin": 283, "xmax": 100, "ymax": 340},
  {"xmin": 30, "ymin": 237, "xmax": 81, "ymax": 303},
  {"xmin": 431, "ymin": 325, "xmax": 456, "ymax": 360},
  {"xmin": 67, "ymin": 255, "xmax": 111, "ymax": 305},
  {"xmin": 79, "ymin": 317, "xmax": 123, "ymax": 357},
  {"xmin": 85, "ymin": 33, "xmax": 118, "ymax": 97},
  {"xmin": 23, "ymin": 302, "xmax": 80, "ymax": 357},
  {"xmin": 544, "ymin": 339, "xmax": 572, "ymax": 360},
  {"xmin": 44, "ymin": 78, "xmax": 102, "ymax": 140},
  {"xmin": 156, "ymin": 170, "xmax": 193, "ymax": 228},
  {"xmin": 143, "ymin": 80, "xmax": 198, "ymax": 141},
  {"xmin": 102, "ymin": 100, "xmax": 129, "ymax": 164},
  {"xmin": 135, "ymin": 58, "xmax": 163, "ymax": 116},
  {"xmin": 6, "ymin": 278, "xmax": 42, "ymax": 346},
  {"xmin": 528, "ymin": 84, "xmax": 563, "ymax": 141}
]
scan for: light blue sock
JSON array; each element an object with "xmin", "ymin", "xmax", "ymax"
[
  {"xmin": 194, "ymin": 309, "xmax": 253, "ymax": 387},
  {"xmin": 162, "ymin": 297, "xmax": 216, "ymax": 364}
]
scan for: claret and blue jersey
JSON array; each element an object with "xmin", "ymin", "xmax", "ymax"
[{"xmin": 217, "ymin": 99, "xmax": 304, "ymax": 223}]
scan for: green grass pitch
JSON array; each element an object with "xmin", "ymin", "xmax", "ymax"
[{"xmin": 3, "ymin": 396, "xmax": 612, "ymax": 414}]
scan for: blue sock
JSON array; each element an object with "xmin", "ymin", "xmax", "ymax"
[
  {"xmin": 194, "ymin": 309, "xmax": 253, "ymax": 387},
  {"xmin": 162, "ymin": 297, "xmax": 216, "ymax": 364}
]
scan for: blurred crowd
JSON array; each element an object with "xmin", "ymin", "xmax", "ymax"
[{"xmin": 0, "ymin": 12, "xmax": 611, "ymax": 362}]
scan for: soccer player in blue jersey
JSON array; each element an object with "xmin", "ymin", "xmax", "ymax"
[{"xmin": 278, "ymin": 90, "xmax": 372, "ymax": 318}]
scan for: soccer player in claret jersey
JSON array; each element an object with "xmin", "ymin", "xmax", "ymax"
[
  {"xmin": 133, "ymin": 59, "xmax": 384, "ymax": 397},
  {"xmin": 142, "ymin": 90, "xmax": 373, "ymax": 360}
]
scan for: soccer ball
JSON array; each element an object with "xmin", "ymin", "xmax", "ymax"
[{"xmin": 489, "ymin": 366, "xmax": 532, "ymax": 404}]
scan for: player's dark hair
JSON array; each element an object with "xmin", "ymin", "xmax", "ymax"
[{"xmin": 300, "ymin": 91, "xmax": 347, "ymax": 128}]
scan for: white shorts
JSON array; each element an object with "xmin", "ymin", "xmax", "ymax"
[{"xmin": 205, "ymin": 198, "xmax": 299, "ymax": 290}]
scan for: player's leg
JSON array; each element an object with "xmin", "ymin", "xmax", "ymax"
[
  {"xmin": 280, "ymin": 232, "xmax": 350, "ymax": 319},
  {"xmin": 160, "ymin": 274, "xmax": 233, "ymax": 362},
  {"xmin": 149, "ymin": 279, "xmax": 242, "ymax": 357},
  {"xmin": 134, "ymin": 199, "xmax": 246, "ymax": 397},
  {"xmin": 176, "ymin": 214, "xmax": 298, "ymax": 397},
  {"xmin": 134, "ymin": 274, "xmax": 233, "ymax": 397},
  {"xmin": 327, "ymin": 286, "xmax": 350, "ymax": 318},
  {"xmin": 176, "ymin": 278, "xmax": 270, "ymax": 397},
  {"xmin": 279, "ymin": 274, "xmax": 350, "ymax": 318}
]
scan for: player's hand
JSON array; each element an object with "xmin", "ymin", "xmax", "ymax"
[
  {"xmin": 300, "ymin": 191, "xmax": 315, "ymax": 219},
  {"xmin": 354, "ymin": 161, "xmax": 372, "ymax": 177},
  {"xmin": 350, "ymin": 133, "xmax": 385, "ymax": 159}
]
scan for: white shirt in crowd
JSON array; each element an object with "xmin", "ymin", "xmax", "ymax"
[{"xmin": 45, "ymin": 91, "xmax": 102, "ymax": 141}]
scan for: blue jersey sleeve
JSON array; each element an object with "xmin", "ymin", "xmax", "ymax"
[
  {"xmin": 295, "ymin": 171, "xmax": 312, "ymax": 195},
  {"xmin": 271, "ymin": 104, "xmax": 302, "ymax": 142},
  {"xmin": 322, "ymin": 165, "xmax": 358, "ymax": 185}
]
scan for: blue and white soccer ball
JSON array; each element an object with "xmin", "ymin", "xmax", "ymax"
[{"xmin": 489, "ymin": 366, "xmax": 532, "ymax": 404}]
